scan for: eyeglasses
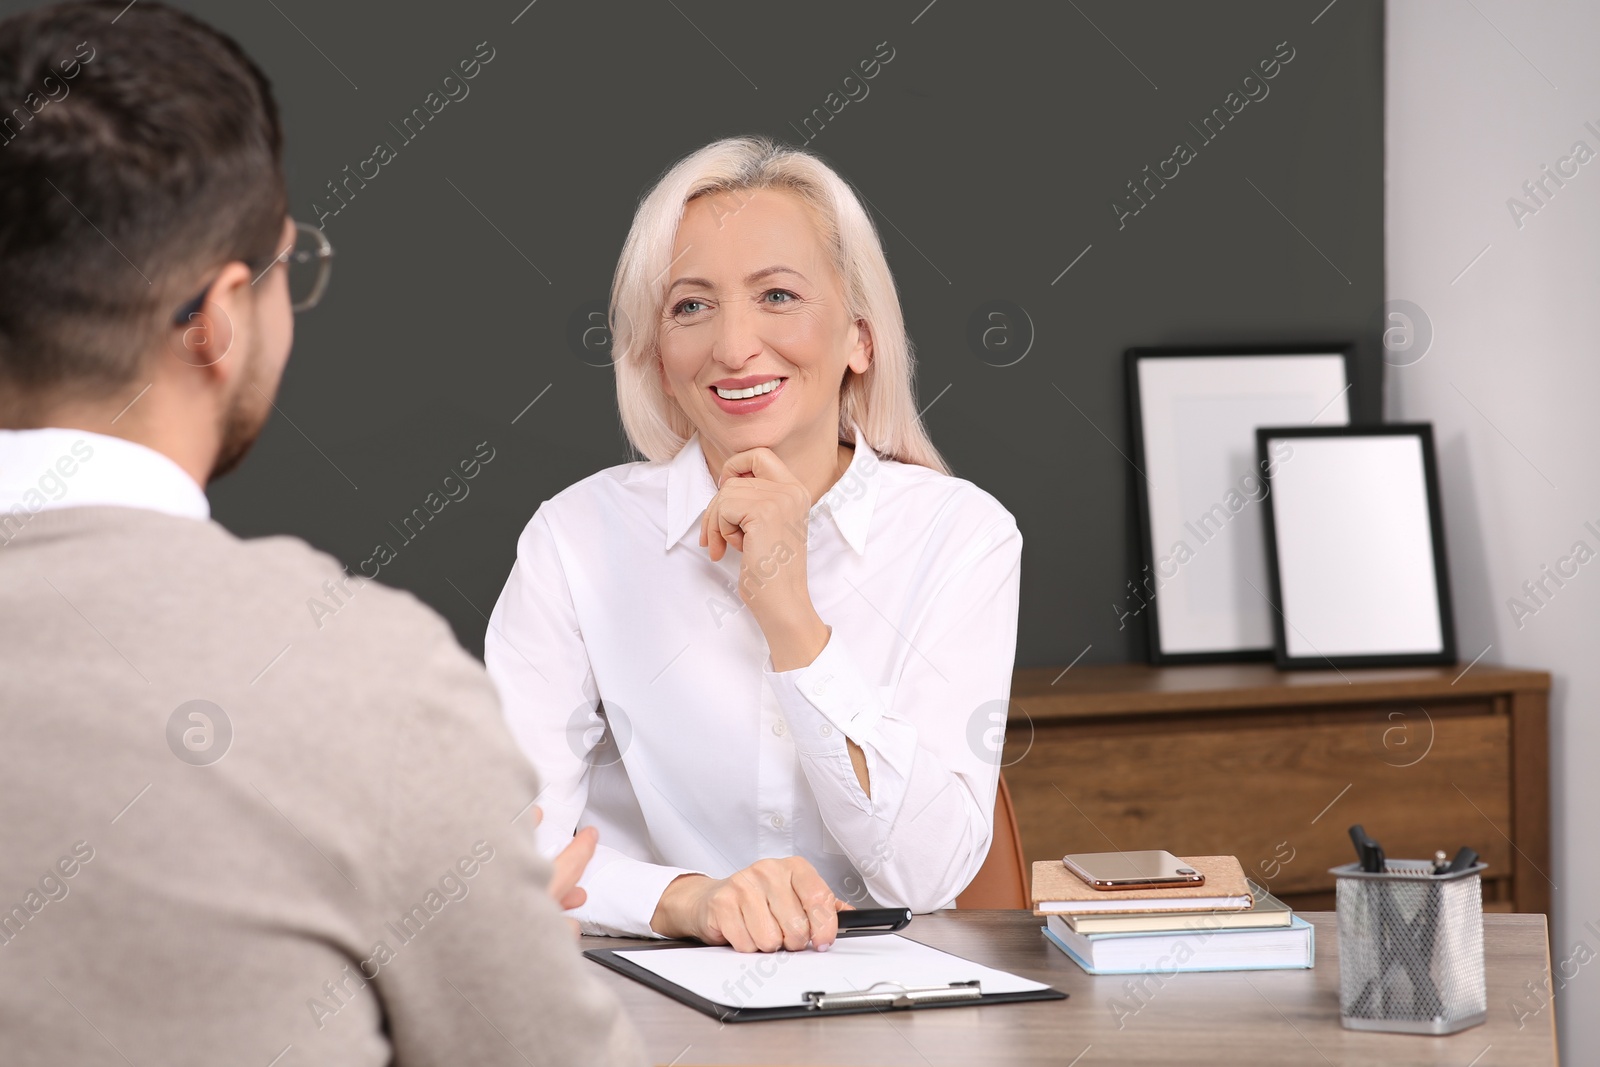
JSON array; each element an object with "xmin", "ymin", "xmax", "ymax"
[{"xmin": 171, "ymin": 220, "xmax": 334, "ymax": 326}]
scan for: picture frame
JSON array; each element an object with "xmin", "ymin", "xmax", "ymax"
[
  {"xmin": 1124, "ymin": 345, "xmax": 1356, "ymax": 664},
  {"xmin": 1255, "ymin": 423, "xmax": 1457, "ymax": 670}
]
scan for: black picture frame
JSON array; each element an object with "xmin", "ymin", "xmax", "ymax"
[
  {"xmin": 1255, "ymin": 423, "xmax": 1457, "ymax": 670},
  {"xmin": 1125, "ymin": 344, "xmax": 1358, "ymax": 665}
]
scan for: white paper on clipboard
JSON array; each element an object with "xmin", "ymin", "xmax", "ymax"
[{"xmin": 615, "ymin": 934, "xmax": 1050, "ymax": 1010}]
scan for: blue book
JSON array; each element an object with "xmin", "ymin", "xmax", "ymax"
[{"xmin": 1042, "ymin": 913, "xmax": 1315, "ymax": 975}]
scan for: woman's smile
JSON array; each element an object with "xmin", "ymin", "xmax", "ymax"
[{"xmin": 710, "ymin": 375, "xmax": 787, "ymax": 413}]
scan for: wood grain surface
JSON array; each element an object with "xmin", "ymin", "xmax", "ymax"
[{"xmin": 582, "ymin": 909, "xmax": 1557, "ymax": 1066}]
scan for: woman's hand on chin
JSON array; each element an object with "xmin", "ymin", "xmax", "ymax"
[
  {"xmin": 699, "ymin": 447, "xmax": 829, "ymax": 671},
  {"xmin": 649, "ymin": 856, "xmax": 851, "ymax": 952}
]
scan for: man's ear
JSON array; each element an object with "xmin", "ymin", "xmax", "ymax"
[
  {"xmin": 847, "ymin": 318, "xmax": 874, "ymax": 375},
  {"xmin": 170, "ymin": 261, "xmax": 254, "ymax": 381}
]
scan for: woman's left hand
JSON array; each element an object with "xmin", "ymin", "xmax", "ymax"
[{"xmin": 700, "ymin": 448, "xmax": 829, "ymax": 670}]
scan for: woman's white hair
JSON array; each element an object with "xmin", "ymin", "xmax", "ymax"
[{"xmin": 609, "ymin": 136, "xmax": 948, "ymax": 474}]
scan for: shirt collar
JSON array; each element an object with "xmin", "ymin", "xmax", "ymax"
[
  {"xmin": 663, "ymin": 422, "xmax": 882, "ymax": 556},
  {"xmin": 0, "ymin": 428, "xmax": 210, "ymax": 521}
]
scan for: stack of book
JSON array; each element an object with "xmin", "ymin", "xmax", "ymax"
[{"xmin": 1032, "ymin": 855, "xmax": 1314, "ymax": 974}]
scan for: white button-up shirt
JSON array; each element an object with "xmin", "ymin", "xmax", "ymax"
[{"xmin": 485, "ymin": 427, "xmax": 1022, "ymax": 938}]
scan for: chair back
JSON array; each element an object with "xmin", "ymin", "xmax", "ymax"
[{"xmin": 955, "ymin": 773, "xmax": 1029, "ymax": 909}]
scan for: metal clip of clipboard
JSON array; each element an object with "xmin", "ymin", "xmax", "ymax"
[{"xmin": 802, "ymin": 980, "xmax": 982, "ymax": 1011}]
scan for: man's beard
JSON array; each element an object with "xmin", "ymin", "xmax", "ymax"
[{"xmin": 209, "ymin": 357, "xmax": 270, "ymax": 481}]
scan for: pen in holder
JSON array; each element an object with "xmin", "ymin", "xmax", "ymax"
[{"xmin": 1330, "ymin": 858, "xmax": 1488, "ymax": 1034}]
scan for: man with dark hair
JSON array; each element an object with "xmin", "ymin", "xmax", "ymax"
[{"xmin": 0, "ymin": 4, "xmax": 644, "ymax": 1064}]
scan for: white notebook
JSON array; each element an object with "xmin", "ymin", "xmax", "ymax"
[
  {"xmin": 616, "ymin": 934, "xmax": 1050, "ymax": 1011},
  {"xmin": 1044, "ymin": 913, "xmax": 1315, "ymax": 975}
]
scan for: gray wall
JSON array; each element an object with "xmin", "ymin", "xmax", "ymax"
[
  {"xmin": 1388, "ymin": 1, "xmax": 1593, "ymax": 1051},
  {"xmin": 32, "ymin": 0, "xmax": 1386, "ymax": 665}
]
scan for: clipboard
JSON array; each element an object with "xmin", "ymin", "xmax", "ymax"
[{"xmin": 585, "ymin": 931, "xmax": 1067, "ymax": 1022}]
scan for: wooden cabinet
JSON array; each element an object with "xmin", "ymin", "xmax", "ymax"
[{"xmin": 1005, "ymin": 663, "xmax": 1551, "ymax": 914}]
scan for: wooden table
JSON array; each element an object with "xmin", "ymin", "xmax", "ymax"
[{"xmin": 585, "ymin": 910, "xmax": 1558, "ymax": 1066}]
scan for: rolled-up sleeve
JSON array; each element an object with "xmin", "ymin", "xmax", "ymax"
[{"xmin": 765, "ymin": 514, "xmax": 1023, "ymax": 913}]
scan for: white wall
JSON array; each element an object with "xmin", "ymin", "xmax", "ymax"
[{"xmin": 1387, "ymin": 0, "xmax": 1600, "ymax": 1051}]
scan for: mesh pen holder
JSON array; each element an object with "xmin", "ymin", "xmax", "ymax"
[{"xmin": 1331, "ymin": 860, "xmax": 1488, "ymax": 1034}]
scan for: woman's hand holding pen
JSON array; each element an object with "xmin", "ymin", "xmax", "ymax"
[
  {"xmin": 651, "ymin": 857, "xmax": 852, "ymax": 952},
  {"xmin": 700, "ymin": 447, "xmax": 828, "ymax": 672}
]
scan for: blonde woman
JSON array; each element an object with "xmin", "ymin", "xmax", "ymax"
[{"xmin": 486, "ymin": 137, "xmax": 1022, "ymax": 952}]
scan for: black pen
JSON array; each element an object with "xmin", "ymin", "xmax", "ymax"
[
  {"xmin": 835, "ymin": 907, "xmax": 913, "ymax": 932},
  {"xmin": 1348, "ymin": 824, "xmax": 1386, "ymax": 873}
]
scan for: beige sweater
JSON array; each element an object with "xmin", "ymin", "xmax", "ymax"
[{"xmin": 0, "ymin": 507, "xmax": 645, "ymax": 1066}]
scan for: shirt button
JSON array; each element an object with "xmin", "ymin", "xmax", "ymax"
[
  {"xmin": 819, "ymin": 723, "xmax": 833, "ymax": 737},
  {"xmin": 772, "ymin": 721, "xmax": 786, "ymax": 737},
  {"xmin": 770, "ymin": 813, "xmax": 785, "ymax": 829}
]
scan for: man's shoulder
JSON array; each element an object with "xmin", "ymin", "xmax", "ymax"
[
  {"xmin": 7, "ymin": 507, "xmax": 471, "ymax": 681},
  {"xmin": 173, "ymin": 514, "xmax": 456, "ymax": 636},
  {"xmin": 99, "ymin": 513, "xmax": 507, "ymax": 780},
  {"xmin": 228, "ymin": 527, "xmax": 477, "ymax": 672}
]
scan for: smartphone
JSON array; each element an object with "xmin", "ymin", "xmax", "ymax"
[{"xmin": 1062, "ymin": 850, "xmax": 1206, "ymax": 891}]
